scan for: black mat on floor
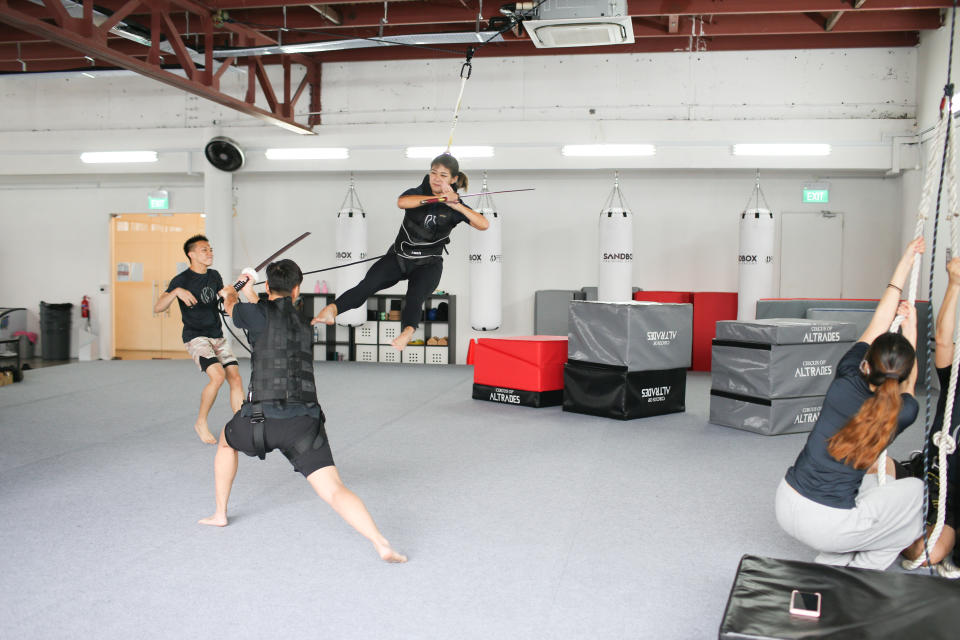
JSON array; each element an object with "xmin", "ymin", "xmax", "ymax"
[{"xmin": 719, "ymin": 555, "xmax": 960, "ymax": 639}]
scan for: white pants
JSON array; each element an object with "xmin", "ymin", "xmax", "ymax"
[{"xmin": 775, "ymin": 475, "xmax": 924, "ymax": 570}]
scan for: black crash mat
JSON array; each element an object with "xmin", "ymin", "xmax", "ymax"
[
  {"xmin": 719, "ymin": 555, "xmax": 960, "ymax": 639},
  {"xmin": 472, "ymin": 384, "xmax": 563, "ymax": 408},
  {"xmin": 562, "ymin": 360, "xmax": 686, "ymax": 420}
]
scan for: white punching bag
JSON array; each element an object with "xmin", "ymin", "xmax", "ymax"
[
  {"xmin": 598, "ymin": 205, "xmax": 634, "ymax": 302},
  {"xmin": 335, "ymin": 203, "xmax": 368, "ymax": 328},
  {"xmin": 470, "ymin": 206, "xmax": 502, "ymax": 331},
  {"xmin": 738, "ymin": 207, "xmax": 775, "ymax": 320}
]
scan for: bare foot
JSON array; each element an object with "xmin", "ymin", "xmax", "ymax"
[
  {"xmin": 375, "ymin": 541, "xmax": 408, "ymax": 563},
  {"xmin": 194, "ymin": 420, "xmax": 217, "ymax": 444},
  {"xmin": 391, "ymin": 327, "xmax": 415, "ymax": 351},
  {"xmin": 198, "ymin": 514, "xmax": 228, "ymax": 527},
  {"xmin": 311, "ymin": 303, "xmax": 337, "ymax": 326}
]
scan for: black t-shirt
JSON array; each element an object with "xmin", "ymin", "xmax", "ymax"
[
  {"xmin": 166, "ymin": 268, "xmax": 224, "ymax": 342},
  {"xmin": 931, "ymin": 365, "xmax": 960, "ymax": 485},
  {"xmin": 785, "ymin": 342, "xmax": 920, "ymax": 509},
  {"xmin": 232, "ymin": 299, "xmax": 321, "ymax": 420},
  {"xmin": 392, "ymin": 175, "xmax": 471, "ymax": 262}
]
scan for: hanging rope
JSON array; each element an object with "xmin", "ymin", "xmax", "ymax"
[
  {"xmin": 901, "ymin": 88, "xmax": 960, "ymax": 575},
  {"xmin": 445, "ymin": 47, "xmax": 474, "ymax": 152}
]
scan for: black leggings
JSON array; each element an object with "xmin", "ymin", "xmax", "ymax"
[{"xmin": 334, "ymin": 252, "xmax": 442, "ymax": 330}]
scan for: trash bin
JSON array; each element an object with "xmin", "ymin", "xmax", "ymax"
[{"xmin": 40, "ymin": 302, "xmax": 72, "ymax": 360}]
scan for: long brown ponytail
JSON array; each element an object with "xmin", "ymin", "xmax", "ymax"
[
  {"xmin": 431, "ymin": 153, "xmax": 469, "ymax": 191},
  {"xmin": 827, "ymin": 332, "xmax": 915, "ymax": 469}
]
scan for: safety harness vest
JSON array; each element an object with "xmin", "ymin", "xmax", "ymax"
[
  {"xmin": 246, "ymin": 297, "xmax": 318, "ymax": 458},
  {"xmin": 393, "ymin": 176, "xmax": 469, "ymax": 260}
]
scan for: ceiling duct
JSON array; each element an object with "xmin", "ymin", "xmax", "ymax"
[{"xmin": 521, "ymin": 0, "xmax": 634, "ymax": 49}]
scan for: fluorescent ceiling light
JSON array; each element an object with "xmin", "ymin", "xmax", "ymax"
[
  {"xmin": 732, "ymin": 144, "xmax": 831, "ymax": 157},
  {"xmin": 214, "ymin": 32, "xmax": 504, "ymax": 58},
  {"xmin": 80, "ymin": 151, "xmax": 158, "ymax": 164},
  {"xmin": 265, "ymin": 147, "xmax": 349, "ymax": 160},
  {"xmin": 405, "ymin": 146, "xmax": 494, "ymax": 159},
  {"xmin": 562, "ymin": 144, "xmax": 655, "ymax": 157}
]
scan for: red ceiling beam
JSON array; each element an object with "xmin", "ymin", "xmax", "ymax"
[
  {"xmin": 205, "ymin": 0, "xmax": 442, "ymax": 9},
  {"xmin": 200, "ymin": 0, "xmax": 952, "ymax": 13},
  {"xmin": 238, "ymin": 9, "xmax": 940, "ymax": 47},
  {"xmin": 669, "ymin": 10, "xmax": 942, "ymax": 35},
  {"xmin": 0, "ymin": 57, "xmax": 145, "ymax": 70},
  {"xmin": 0, "ymin": 38, "xmax": 150, "ymax": 59},
  {"xmin": 208, "ymin": 7, "xmax": 942, "ymax": 38},
  {"xmin": 309, "ymin": 30, "xmax": 920, "ymax": 63},
  {"xmin": 225, "ymin": 3, "xmax": 499, "ymax": 29},
  {"xmin": 625, "ymin": 0, "xmax": 953, "ymax": 15},
  {"xmin": 0, "ymin": 0, "xmax": 316, "ymax": 132}
]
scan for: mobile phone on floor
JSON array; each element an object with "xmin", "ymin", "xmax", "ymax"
[{"xmin": 789, "ymin": 590, "xmax": 822, "ymax": 618}]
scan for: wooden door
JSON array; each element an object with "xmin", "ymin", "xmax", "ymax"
[{"xmin": 112, "ymin": 213, "xmax": 205, "ymax": 359}]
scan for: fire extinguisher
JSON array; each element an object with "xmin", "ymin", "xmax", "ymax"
[{"xmin": 81, "ymin": 295, "xmax": 90, "ymax": 328}]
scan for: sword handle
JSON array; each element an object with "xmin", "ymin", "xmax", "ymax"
[
  {"xmin": 233, "ymin": 267, "xmax": 258, "ymax": 292},
  {"xmin": 419, "ymin": 196, "xmax": 460, "ymax": 205}
]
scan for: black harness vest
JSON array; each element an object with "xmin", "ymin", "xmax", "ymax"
[
  {"xmin": 392, "ymin": 175, "xmax": 469, "ymax": 260},
  {"xmin": 249, "ymin": 297, "xmax": 318, "ymax": 406}
]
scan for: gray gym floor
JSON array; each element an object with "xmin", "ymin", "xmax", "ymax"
[{"xmin": 0, "ymin": 360, "xmax": 931, "ymax": 639}]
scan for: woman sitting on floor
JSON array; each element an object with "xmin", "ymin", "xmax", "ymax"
[{"xmin": 775, "ymin": 237, "xmax": 925, "ymax": 570}]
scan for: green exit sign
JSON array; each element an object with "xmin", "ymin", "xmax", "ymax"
[
  {"xmin": 148, "ymin": 190, "xmax": 169, "ymax": 210},
  {"xmin": 802, "ymin": 182, "xmax": 829, "ymax": 204}
]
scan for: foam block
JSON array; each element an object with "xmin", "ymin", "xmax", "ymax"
[
  {"xmin": 711, "ymin": 340, "xmax": 852, "ymax": 399},
  {"xmin": 709, "ymin": 390, "xmax": 824, "ymax": 435},
  {"xmin": 715, "ymin": 318, "xmax": 859, "ymax": 345},
  {"xmin": 691, "ymin": 291, "xmax": 738, "ymax": 372},
  {"xmin": 568, "ymin": 300, "xmax": 692, "ymax": 371},
  {"xmin": 632, "ymin": 291, "xmax": 693, "ymax": 304},
  {"xmin": 472, "ymin": 335, "xmax": 568, "ymax": 392},
  {"xmin": 562, "ymin": 360, "xmax": 686, "ymax": 420}
]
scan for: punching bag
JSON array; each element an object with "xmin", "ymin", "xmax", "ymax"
[
  {"xmin": 738, "ymin": 207, "xmax": 775, "ymax": 320},
  {"xmin": 335, "ymin": 178, "xmax": 369, "ymax": 327},
  {"xmin": 598, "ymin": 173, "xmax": 634, "ymax": 302},
  {"xmin": 470, "ymin": 206, "xmax": 502, "ymax": 331}
]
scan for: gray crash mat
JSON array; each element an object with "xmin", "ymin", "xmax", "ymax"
[
  {"xmin": 568, "ymin": 300, "xmax": 692, "ymax": 371},
  {"xmin": 755, "ymin": 299, "xmax": 932, "ymax": 385},
  {"xmin": 711, "ymin": 340, "xmax": 853, "ymax": 399},
  {"xmin": 715, "ymin": 319, "xmax": 858, "ymax": 345},
  {"xmin": 709, "ymin": 390, "xmax": 824, "ymax": 436},
  {"xmin": 719, "ymin": 555, "xmax": 960, "ymax": 639}
]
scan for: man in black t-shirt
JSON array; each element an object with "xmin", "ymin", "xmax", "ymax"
[{"xmin": 154, "ymin": 234, "xmax": 252, "ymax": 444}]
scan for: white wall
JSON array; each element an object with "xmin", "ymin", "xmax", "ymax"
[{"xmin": 0, "ymin": 47, "xmax": 922, "ymax": 362}]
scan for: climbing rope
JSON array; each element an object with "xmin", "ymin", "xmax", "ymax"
[{"xmin": 445, "ymin": 47, "xmax": 474, "ymax": 152}]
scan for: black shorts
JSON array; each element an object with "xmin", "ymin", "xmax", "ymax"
[{"xmin": 224, "ymin": 412, "xmax": 335, "ymax": 477}]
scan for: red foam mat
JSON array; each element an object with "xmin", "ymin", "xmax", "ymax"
[
  {"xmin": 692, "ymin": 291, "xmax": 738, "ymax": 372},
  {"xmin": 633, "ymin": 291, "xmax": 694, "ymax": 304},
  {"xmin": 472, "ymin": 336, "xmax": 568, "ymax": 392}
]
